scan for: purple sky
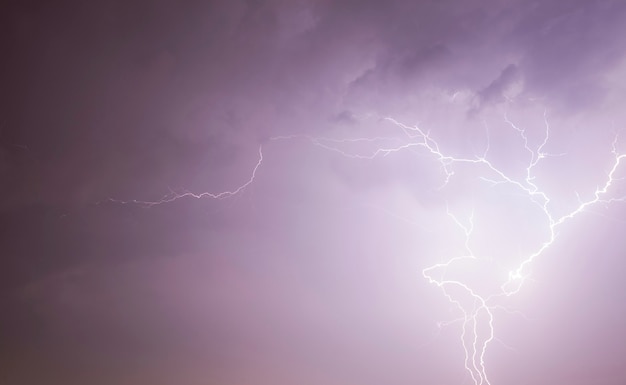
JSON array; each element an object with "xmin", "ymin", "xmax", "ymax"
[{"xmin": 2, "ymin": 1, "xmax": 626, "ymax": 384}]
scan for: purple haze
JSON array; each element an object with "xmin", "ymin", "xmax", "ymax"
[{"xmin": 1, "ymin": 1, "xmax": 626, "ymax": 384}]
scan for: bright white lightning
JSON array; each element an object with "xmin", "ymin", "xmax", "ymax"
[
  {"xmin": 111, "ymin": 107, "xmax": 625, "ymax": 385},
  {"xmin": 272, "ymin": 110, "xmax": 625, "ymax": 385}
]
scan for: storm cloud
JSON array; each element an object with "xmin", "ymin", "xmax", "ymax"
[{"xmin": 2, "ymin": 1, "xmax": 626, "ymax": 384}]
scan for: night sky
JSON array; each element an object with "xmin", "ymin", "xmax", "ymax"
[{"xmin": 2, "ymin": 1, "xmax": 626, "ymax": 384}]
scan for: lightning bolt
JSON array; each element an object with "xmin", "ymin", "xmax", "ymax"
[
  {"xmin": 106, "ymin": 146, "xmax": 264, "ymax": 206},
  {"xmin": 272, "ymin": 107, "xmax": 626, "ymax": 384},
  {"xmin": 110, "ymin": 105, "xmax": 625, "ymax": 384}
]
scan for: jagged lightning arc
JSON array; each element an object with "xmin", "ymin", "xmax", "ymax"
[
  {"xmin": 272, "ymin": 109, "xmax": 626, "ymax": 385},
  {"xmin": 106, "ymin": 146, "xmax": 264, "ymax": 207},
  {"xmin": 110, "ymin": 106, "xmax": 625, "ymax": 385}
]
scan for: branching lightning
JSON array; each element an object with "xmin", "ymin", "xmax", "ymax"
[
  {"xmin": 111, "ymin": 105, "xmax": 625, "ymax": 384},
  {"xmin": 272, "ymin": 108, "xmax": 626, "ymax": 384}
]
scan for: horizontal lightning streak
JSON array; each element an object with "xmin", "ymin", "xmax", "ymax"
[{"xmin": 106, "ymin": 146, "xmax": 264, "ymax": 207}]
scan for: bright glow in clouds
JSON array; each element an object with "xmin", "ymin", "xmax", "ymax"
[
  {"xmin": 6, "ymin": 1, "xmax": 626, "ymax": 384},
  {"xmin": 116, "ymin": 100, "xmax": 626, "ymax": 385}
]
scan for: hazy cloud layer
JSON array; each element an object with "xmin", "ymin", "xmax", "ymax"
[{"xmin": 1, "ymin": 1, "xmax": 626, "ymax": 384}]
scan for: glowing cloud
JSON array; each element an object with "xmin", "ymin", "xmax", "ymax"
[{"xmin": 114, "ymin": 101, "xmax": 625, "ymax": 384}]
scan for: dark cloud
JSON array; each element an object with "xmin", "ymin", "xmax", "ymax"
[
  {"xmin": 509, "ymin": 1, "xmax": 626, "ymax": 108},
  {"xmin": 475, "ymin": 64, "xmax": 522, "ymax": 110}
]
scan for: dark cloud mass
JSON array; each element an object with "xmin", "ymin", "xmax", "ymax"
[{"xmin": 1, "ymin": 1, "xmax": 626, "ymax": 384}]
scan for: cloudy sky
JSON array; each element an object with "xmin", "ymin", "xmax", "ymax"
[{"xmin": 2, "ymin": 1, "xmax": 626, "ymax": 384}]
